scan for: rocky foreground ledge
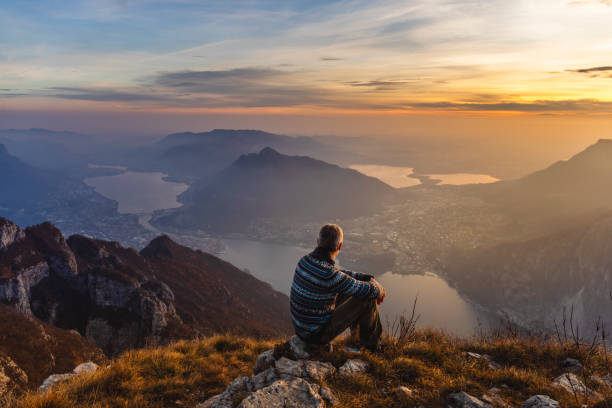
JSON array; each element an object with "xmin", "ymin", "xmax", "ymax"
[
  {"xmin": 7, "ymin": 332, "xmax": 611, "ymax": 407},
  {"xmin": 195, "ymin": 336, "xmax": 608, "ymax": 408}
]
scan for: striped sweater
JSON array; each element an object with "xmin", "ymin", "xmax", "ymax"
[{"xmin": 290, "ymin": 248, "xmax": 381, "ymax": 340}]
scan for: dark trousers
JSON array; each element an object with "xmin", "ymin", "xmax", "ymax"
[{"xmin": 307, "ymin": 294, "xmax": 382, "ymax": 348}]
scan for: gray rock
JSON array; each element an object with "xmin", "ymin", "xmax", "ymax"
[
  {"xmin": 39, "ymin": 374, "xmax": 74, "ymax": 392},
  {"xmin": 39, "ymin": 361, "xmax": 100, "ymax": 393},
  {"xmin": 561, "ymin": 357, "xmax": 583, "ymax": 372},
  {"xmin": 448, "ymin": 391, "xmax": 493, "ymax": 408},
  {"xmin": 253, "ymin": 349, "xmax": 275, "ymax": 374},
  {"xmin": 0, "ymin": 219, "xmax": 25, "ymax": 250},
  {"xmin": 248, "ymin": 367, "xmax": 280, "ymax": 392},
  {"xmin": 197, "ymin": 376, "xmax": 251, "ymax": 408},
  {"xmin": 551, "ymin": 372, "xmax": 602, "ymax": 399},
  {"xmin": 288, "ymin": 335, "xmax": 310, "ymax": 359},
  {"xmin": 320, "ymin": 385, "xmax": 340, "ymax": 406},
  {"xmin": 73, "ymin": 361, "xmax": 99, "ymax": 375},
  {"xmin": 519, "ymin": 395, "xmax": 560, "ymax": 408},
  {"xmin": 275, "ymin": 357, "xmax": 335, "ymax": 382},
  {"xmin": 339, "ymin": 359, "xmax": 369, "ymax": 376},
  {"xmin": 238, "ymin": 378, "xmax": 325, "ymax": 408}
]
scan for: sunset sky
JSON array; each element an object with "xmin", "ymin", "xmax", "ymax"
[{"xmin": 3, "ymin": 0, "xmax": 612, "ymax": 137}]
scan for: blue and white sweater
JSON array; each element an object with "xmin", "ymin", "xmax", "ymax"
[{"xmin": 290, "ymin": 247, "xmax": 381, "ymax": 340}]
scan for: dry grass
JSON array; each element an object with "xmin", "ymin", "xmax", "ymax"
[
  {"xmin": 9, "ymin": 330, "xmax": 612, "ymax": 408},
  {"xmin": 9, "ymin": 335, "xmax": 274, "ymax": 408}
]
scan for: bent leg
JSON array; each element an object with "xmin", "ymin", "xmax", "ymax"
[{"xmin": 308, "ymin": 296, "xmax": 382, "ymax": 348}]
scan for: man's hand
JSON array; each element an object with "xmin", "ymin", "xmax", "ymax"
[{"xmin": 371, "ymin": 278, "xmax": 386, "ymax": 304}]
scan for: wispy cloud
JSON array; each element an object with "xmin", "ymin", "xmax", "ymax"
[
  {"xmin": 343, "ymin": 80, "xmax": 411, "ymax": 91},
  {"xmin": 567, "ymin": 65, "xmax": 612, "ymax": 73},
  {"xmin": 405, "ymin": 99, "xmax": 612, "ymax": 112}
]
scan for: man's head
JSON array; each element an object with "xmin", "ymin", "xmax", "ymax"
[{"xmin": 317, "ymin": 224, "xmax": 343, "ymax": 257}]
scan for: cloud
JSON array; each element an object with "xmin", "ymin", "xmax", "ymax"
[
  {"xmin": 321, "ymin": 57, "xmax": 342, "ymax": 61},
  {"xmin": 148, "ymin": 67, "xmax": 336, "ymax": 107},
  {"xmin": 567, "ymin": 66, "xmax": 612, "ymax": 73},
  {"xmin": 405, "ymin": 99, "xmax": 612, "ymax": 112},
  {"xmin": 48, "ymin": 87, "xmax": 170, "ymax": 102},
  {"xmin": 343, "ymin": 80, "xmax": 411, "ymax": 91}
]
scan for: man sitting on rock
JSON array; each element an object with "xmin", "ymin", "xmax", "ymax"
[{"xmin": 290, "ymin": 224, "xmax": 386, "ymax": 351}]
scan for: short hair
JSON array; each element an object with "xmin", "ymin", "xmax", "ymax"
[{"xmin": 318, "ymin": 224, "xmax": 343, "ymax": 251}]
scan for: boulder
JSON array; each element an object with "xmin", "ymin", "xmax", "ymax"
[
  {"xmin": 339, "ymin": 359, "xmax": 369, "ymax": 376},
  {"xmin": 39, "ymin": 361, "xmax": 99, "ymax": 393},
  {"xmin": 73, "ymin": 361, "xmax": 99, "ymax": 375},
  {"xmin": 238, "ymin": 378, "xmax": 325, "ymax": 408},
  {"xmin": 448, "ymin": 391, "xmax": 493, "ymax": 408},
  {"xmin": 519, "ymin": 395, "xmax": 560, "ymax": 408},
  {"xmin": 551, "ymin": 372, "xmax": 602, "ymax": 399},
  {"xmin": 39, "ymin": 373, "xmax": 74, "ymax": 393}
]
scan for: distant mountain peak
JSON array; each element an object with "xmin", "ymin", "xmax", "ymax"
[
  {"xmin": 0, "ymin": 144, "xmax": 7, "ymax": 155},
  {"xmin": 258, "ymin": 146, "xmax": 282, "ymax": 157},
  {"xmin": 140, "ymin": 234, "xmax": 180, "ymax": 258}
]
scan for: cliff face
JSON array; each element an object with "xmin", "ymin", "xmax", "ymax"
[
  {"xmin": 447, "ymin": 214, "xmax": 612, "ymax": 332},
  {"xmin": 0, "ymin": 217, "xmax": 291, "ymax": 356},
  {"xmin": 0, "ymin": 218, "xmax": 181, "ymax": 355}
]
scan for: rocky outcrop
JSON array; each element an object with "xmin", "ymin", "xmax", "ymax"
[
  {"xmin": 0, "ymin": 218, "xmax": 25, "ymax": 250},
  {"xmin": 519, "ymin": 395, "xmax": 560, "ymax": 408},
  {"xmin": 197, "ymin": 338, "xmax": 341, "ymax": 408},
  {"xmin": 0, "ymin": 217, "xmax": 182, "ymax": 355},
  {"xmin": 448, "ymin": 391, "xmax": 493, "ymax": 408},
  {"xmin": 0, "ymin": 216, "xmax": 291, "ymax": 356}
]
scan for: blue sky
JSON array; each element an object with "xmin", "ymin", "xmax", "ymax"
[{"xmin": 3, "ymin": 0, "xmax": 612, "ymax": 136}]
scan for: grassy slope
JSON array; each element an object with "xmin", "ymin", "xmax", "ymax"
[{"xmin": 9, "ymin": 331, "xmax": 612, "ymax": 408}]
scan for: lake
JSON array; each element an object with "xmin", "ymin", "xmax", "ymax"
[
  {"xmin": 84, "ymin": 171, "xmax": 189, "ymax": 214},
  {"xmin": 350, "ymin": 164, "xmax": 499, "ymax": 187},
  {"xmin": 85, "ymin": 168, "xmax": 490, "ymax": 337},
  {"xmin": 218, "ymin": 238, "xmax": 488, "ymax": 337}
]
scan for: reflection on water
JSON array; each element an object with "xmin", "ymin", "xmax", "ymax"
[
  {"xmin": 84, "ymin": 171, "xmax": 188, "ymax": 214},
  {"xmin": 377, "ymin": 272, "xmax": 483, "ymax": 337},
  {"xmin": 349, "ymin": 164, "xmax": 421, "ymax": 188},
  {"xmin": 219, "ymin": 239, "xmax": 487, "ymax": 336},
  {"xmin": 351, "ymin": 164, "xmax": 499, "ymax": 187},
  {"xmin": 427, "ymin": 173, "xmax": 499, "ymax": 185}
]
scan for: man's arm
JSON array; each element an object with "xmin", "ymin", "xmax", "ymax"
[
  {"xmin": 339, "ymin": 268, "xmax": 374, "ymax": 282},
  {"xmin": 334, "ymin": 269, "xmax": 381, "ymax": 299}
]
